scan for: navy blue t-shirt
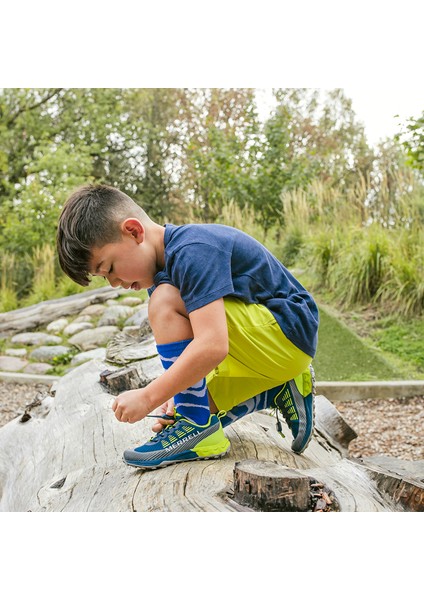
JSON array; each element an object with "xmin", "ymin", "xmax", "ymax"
[{"xmin": 150, "ymin": 223, "xmax": 319, "ymax": 358}]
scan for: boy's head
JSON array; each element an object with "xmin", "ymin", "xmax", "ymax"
[{"xmin": 57, "ymin": 184, "xmax": 151, "ymax": 286}]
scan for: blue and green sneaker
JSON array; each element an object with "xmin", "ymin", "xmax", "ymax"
[
  {"xmin": 123, "ymin": 411, "xmax": 230, "ymax": 469},
  {"xmin": 274, "ymin": 365, "xmax": 316, "ymax": 454}
]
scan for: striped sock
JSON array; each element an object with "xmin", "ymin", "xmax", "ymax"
[
  {"xmin": 220, "ymin": 384, "xmax": 284, "ymax": 428},
  {"xmin": 156, "ymin": 338, "xmax": 210, "ymax": 425}
]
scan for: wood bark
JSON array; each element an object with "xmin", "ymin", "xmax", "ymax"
[
  {"xmin": 0, "ymin": 358, "xmax": 423, "ymax": 512},
  {"xmin": 99, "ymin": 366, "xmax": 144, "ymax": 395}
]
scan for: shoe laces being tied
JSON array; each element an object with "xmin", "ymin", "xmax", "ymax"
[{"xmin": 145, "ymin": 411, "xmax": 178, "ymax": 440}]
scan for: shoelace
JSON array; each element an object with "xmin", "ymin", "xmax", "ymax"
[
  {"xmin": 273, "ymin": 383, "xmax": 291, "ymax": 439},
  {"xmin": 145, "ymin": 413, "xmax": 181, "ymax": 441},
  {"xmin": 145, "ymin": 413, "xmax": 174, "ymax": 421},
  {"xmin": 145, "ymin": 410, "xmax": 227, "ymax": 441}
]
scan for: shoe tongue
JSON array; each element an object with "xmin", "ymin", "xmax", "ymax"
[{"xmin": 175, "ymin": 412, "xmax": 195, "ymax": 425}]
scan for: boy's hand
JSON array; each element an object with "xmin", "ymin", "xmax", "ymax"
[
  {"xmin": 112, "ymin": 389, "xmax": 151, "ymax": 423},
  {"xmin": 151, "ymin": 398, "xmax": 175, "ymax": 433}
]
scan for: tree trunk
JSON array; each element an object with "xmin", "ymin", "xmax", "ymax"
[{"xmin": 0, "ymin": 358, "xmax": 422, "ymax": 512}]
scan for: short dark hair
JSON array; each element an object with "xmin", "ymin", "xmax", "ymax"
[{"xmin": 57, "ymin": 184, "xmax": 145, "ymax": 286}]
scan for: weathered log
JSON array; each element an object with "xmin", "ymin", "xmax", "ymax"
[
  {"xmin": 0, "ymin": 287, "xmax": 122, "ymax": 337},
  {"xmin": 0, "ymin": 358, "xmax": 423, "ymax": 512},
  {"xmin": 353, "ymin": 456, "xmax": 424, "ymax": 512}
]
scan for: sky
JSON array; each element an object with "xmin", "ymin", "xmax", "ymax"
[
  {"xmin": 2, "ymin": 3, "xmax": 423, "ymax": 150},
  {"xmin": 255, "ymin": 87, "xmax": 424, "ymax": 148},
  {"xmin": 343, "ymin": 87, "xmax": 423, "ymax": 146}
]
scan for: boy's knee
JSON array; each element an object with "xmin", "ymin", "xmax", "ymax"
[{"xmin": 148, "ymin": 284, "xmax": 188, "ymax": 329}]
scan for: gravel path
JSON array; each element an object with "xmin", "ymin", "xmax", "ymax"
[{"xmin": 0, "ymin": 381, "xmax": 422, "ymax": 461}]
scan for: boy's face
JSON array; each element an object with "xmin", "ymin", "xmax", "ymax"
[{"xmin": 89, "ymin": 219, "xmax": 159, "ymax": 290}]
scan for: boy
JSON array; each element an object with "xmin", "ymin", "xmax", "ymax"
[{"xmin": 57, "ymin": 184, "xmax": 319, "ymax": 469}]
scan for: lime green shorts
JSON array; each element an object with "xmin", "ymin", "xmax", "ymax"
[{"xmin": 206, "ymin": 297, "xmax": 312, "ymax": 412}]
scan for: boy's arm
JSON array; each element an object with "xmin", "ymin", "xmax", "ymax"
[{"xmin": 112, "ymin": 298, "xmax": 228, "ymax": 423}]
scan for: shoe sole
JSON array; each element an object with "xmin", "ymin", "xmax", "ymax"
[{"xmin": 123, "ymin": 447, "xmax": 231, "ymax": 470}]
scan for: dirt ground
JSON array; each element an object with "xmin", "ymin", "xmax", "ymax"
[
  {"xmin": 335, "ymin": 394, "xmax": 424, "ymax": 461},
  {"xmin": 0, "ymin": 381, "xmax": 422, "ymax": 461}
]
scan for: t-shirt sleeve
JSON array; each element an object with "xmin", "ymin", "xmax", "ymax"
[{"xmin": 168, "ymin": 243, "xmax": 234, "ymax": 313}]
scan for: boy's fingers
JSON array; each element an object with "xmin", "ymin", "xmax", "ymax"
[
  {"xmin": 151, "ymin": 415, "xmax": 175, "ymax": 433},
  {"xmin": 158, "ymin": 416, "xmax": 174, "ymax": 425}
]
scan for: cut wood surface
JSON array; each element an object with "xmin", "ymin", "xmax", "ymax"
[
  {"xmin": 0, "ymin": 358, "xmax": 422, "ymax": 512},
  {"xmin": 0, "ymin": 287, "xmax": 121, "ymax": 337}
]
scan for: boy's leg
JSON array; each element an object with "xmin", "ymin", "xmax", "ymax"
[
  {"xmin": 149, "ymin": 283, "xmax": 210, "ymax": 424},
  {"xmin": 218, "ymin": 365, "xmax": 316, "ymax": 454},
  {"xmin": 156, "ymin": 338, "xmax": 210, "ymax": 424},
  {"xmin": 123, "ymin": 284, "xmax": 229, "ymax": 469},
  {"xmin": 206, "ymin": 297, "xmax": 316, "ymax": 454},
  {"xmin": 218, "ymin": 386, "xmax": 282, "ymax": 427}
]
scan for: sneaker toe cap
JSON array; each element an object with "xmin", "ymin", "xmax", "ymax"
[{"xmin": 123, "ymin": 448, "xmax": 144, "ymax": 463}]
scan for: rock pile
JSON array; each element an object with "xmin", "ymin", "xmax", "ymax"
[{"xmin": 0, "ymin": 290, "xmax": 155, "ymax": 378}]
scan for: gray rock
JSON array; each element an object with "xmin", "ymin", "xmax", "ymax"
[
  {"xmin": 0, "ymin": 355, "xmax": 28, "ymax": 371},
  {"xmin": 79, "ymin": 304, "xmax": 106, "ymax": 317},
  {"xmin": 123, "ymin": 306, "xmax": 152, "ymax": 339},
  {"xmin": 106, "ymin": 332, "xmax": 157, "ymax": 365},
  {"xmin": 23, "ymin": 362, "xmax": 52, "ymax": 374},
  {"xmin": 98, "ymin": 305, "xmax": 135, "ymax": 327},
  {"xmin": 121, "ymin": 296, "xmax": 143, "ymax": 306},
  {"xmin": 10, "ymin": 332, "xmax": 63, "ymax": 346},
  {"xmin": 29, "ymin": 345, "xmax": 72, "ymax": 362},
  {"xmin": 71, "ymin": 347, "xmax": 107, "ymax": 366},
  {"xmin": 122, "ymin": 326, "xmax": 142, "ymax": 335},
  {"xmin": 68, "ymin": 326, "xmax": 119, "ymax": 351},
  {"xmin": 72, "ymin": 315, "xmax": 93, "ymax": 324},
  {"xmin": 63, "ymin": 322, "xmax": 94, "ymax": 336},
  {"xmin": 124, "ymin": 306, "xmax": 149, "ymax": 327},
  {"xmin": 46, "ymin": 318, "xmax": 69, "ymax": 333},
  {"xmin": 5, "ymin": 348, "xmax": 28, "ymax": 357}
]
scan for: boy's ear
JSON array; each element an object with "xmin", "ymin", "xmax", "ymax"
[{"xmin": 121, "ymin": 218, "xmax": 145, "ymax": 243}]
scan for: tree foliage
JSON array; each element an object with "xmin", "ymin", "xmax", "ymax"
[
  {"xmin": 0, "ymin": 87, "xmax": 421, "ymax": 303},
  {"xmin": 396, "ymin": 110, "xmax": 424, "ymax": 172}
]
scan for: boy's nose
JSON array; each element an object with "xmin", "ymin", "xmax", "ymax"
[{"xmin": 109, "ymin": 277, "xmax": 122, "ymax": 288}]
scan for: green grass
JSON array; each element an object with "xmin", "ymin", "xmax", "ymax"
[
  {"xmin": 294, "ymin": 267, "xmax": 423, "ymax": 381},
  {"xmin": 313, "ymin": 305, "xmax": 404, "ymax": 381},
  {"xmin": 368, "ymin": 316, "xmax": 424, "ymax": 378}
]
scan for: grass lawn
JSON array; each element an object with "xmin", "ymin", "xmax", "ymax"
[
  {"xmin": 294, "ymin": 268, "xmax": 423, "ymax": 381},
  {"xmin": 313, "ymin": 305, "xmax": 406, "ymax": 381}
]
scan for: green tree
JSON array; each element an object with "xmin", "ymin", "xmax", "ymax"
[
  {"xmin": 396, "ymin": 110, "xmax": 424, "ymax": 172},
  {"xmin": 254, "ymin": 88, "xmax": 375, "ymax": 233},
  {"xmin": 178, "ymin": 88, "xmax": 261, "ymax": 220},
  {"xmin": 122, "ymin": 88, "xmax": 183, "ymax": 221}
]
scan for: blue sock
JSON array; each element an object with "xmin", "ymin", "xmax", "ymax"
[
  {"xmin": 156, "ymin": 338, "xmax": 210, "ymax": 425},
  {"xmin": 220, "ymin": 384, "xmax": 284, "ymax": 428}
]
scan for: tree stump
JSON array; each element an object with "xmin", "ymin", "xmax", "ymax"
[
  {"xmin": 234, "ymin": 460, "xmax": 311, "ymax": 511},
  {"xmin": 99, "ymin": 366, "xmax": 144, "ymax": 395}
]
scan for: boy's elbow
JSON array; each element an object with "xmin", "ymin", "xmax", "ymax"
[{"xmin": 211, "ymin": 339, "xmax": 229, "ymax": 365}]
